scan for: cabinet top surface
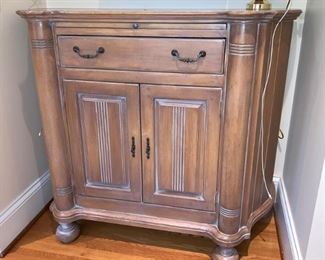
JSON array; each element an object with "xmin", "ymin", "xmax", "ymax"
[{"xmin": 17, "ymin": 8, "xmax": 301, "ymax": 21}]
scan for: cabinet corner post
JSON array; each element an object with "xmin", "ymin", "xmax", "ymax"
[
  {"xmin": 28, "ymin": 20, "xmax": 74, "ymax": 211},
  {"xmin": 218, "ymin": 21, "xmax": 258, "ymax": 235}
]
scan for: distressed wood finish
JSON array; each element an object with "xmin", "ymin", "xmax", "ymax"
[
  {"xmin": 18, "ymin": 9, "xmax": 301, "ymax": 260},
  {"xmin": 141, "ymin": 85, "xmax": 222, "ymax": 211},
  {"xmin": 218, "ymin": 22, "xmax": 258, "ymax": 235},
  {"xmin": 58, "ymin": 36, "xmax": 226, "ymax": 74},
  {"xmin": 60, "ymin": 68, "xmax": 225, "ymax": 87},
  {"xmin": 64, "ymin": 80, "xmax": 142, "ymax": 201},
  {"xmin": 27, "ymin": 20, "xmax": 74, "ymax": 211}
]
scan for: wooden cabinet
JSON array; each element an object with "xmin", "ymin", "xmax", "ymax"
[
  {"xmin": 141, "ymin": 85, "xmax": 222, "ymax": 211},
  {"xmin": 18, "ymin": 8, "xmax": 301, "ymax": 260}
]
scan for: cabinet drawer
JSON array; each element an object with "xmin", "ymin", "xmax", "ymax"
[{"xmin": 58, "ymin": 36, "xmax": 225, "ymax": 74}]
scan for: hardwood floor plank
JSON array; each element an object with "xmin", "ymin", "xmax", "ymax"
[{"xmin": 3, "ymin": 210, "xmax": 281, "ymax": 259}]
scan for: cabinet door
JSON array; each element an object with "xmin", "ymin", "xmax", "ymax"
[
  {"xmin": 141, "ymin": 84, "xmax": 222, "ymax": 211},
  {"xmin": 64, "ymin": 80, "xmax": 142, "ymax": 201}
]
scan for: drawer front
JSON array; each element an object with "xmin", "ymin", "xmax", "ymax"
[{"xmin": 58, "ymin": 36, "xmax": 225, "ymax": 74}]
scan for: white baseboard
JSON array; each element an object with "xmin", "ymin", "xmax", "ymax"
[
  {"xmin": 273, "ymin": 176, "xmax": 303, "ymax": 260},
  {"xmin": 0, "ymin": 170, "xmax": 52, "ymax": 256}
]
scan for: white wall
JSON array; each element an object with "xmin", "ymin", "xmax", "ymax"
[
  {"xmin": 274, "ymin": 0, "xmax": 307, "ymax": 178},
  {"xmin": 305, "ymin": 160, "xmax": 325, "ymax": 260},
  {"xmin": 282, "ymin": 0, "xmax": 325, "ymax": 258},
  {"xmin": 0, "ymin": 0, "xmax": 47, "ymax": 212},
  {"xmin": 46, "ymin": 0, "xmax": 306, "ymax": 10},
  {"xmin": 0, "ymin": 0, "xmax": 51, "ymax": 254},
  {"xmin": 47, "ymin": 0, "xmax": 227, "ymax": 9}
]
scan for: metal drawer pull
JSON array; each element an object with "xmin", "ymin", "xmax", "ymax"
[
  {"xmin": 73, "ymin": 46, "xmax": 105, "ymax": 59},
  {"xmin": 146, "ymin": 138, "xmax": 150, "ymax": 159},
  {"xmin": 171, "ymin": 49, "xmax": 206, "ymax": 63},
  {"xmin": 131, "ymin": 137, "xmax": 136, "ymax": 157}
]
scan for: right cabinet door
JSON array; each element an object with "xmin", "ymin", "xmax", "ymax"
[{"xmin": 141, "ymin": 84, "xmax": 222, "ymax": 211}]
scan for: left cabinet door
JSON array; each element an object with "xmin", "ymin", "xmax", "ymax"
[{"xmin": 64, "ymin": 80, "xmax": 142, "ymax": 201}]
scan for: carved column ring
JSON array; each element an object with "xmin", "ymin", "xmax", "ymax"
[
  {"xmin": 56, "ymin": 186, "xmax": 73, "ymax": 197},
  {"xmin": 31, "ymin": 39, "xmax": 54, "ymax": 49}
]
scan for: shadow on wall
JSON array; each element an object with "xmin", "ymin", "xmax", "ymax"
[
  {"xmin": 276, "ymin": 15, "xmax": 305, "ymax": 153},
  {"xmin": 18, "ymin": 39, "xmax": 48, "ymax": 179}
]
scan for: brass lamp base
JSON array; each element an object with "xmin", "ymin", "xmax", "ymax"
[{"xmin": 246, "ymin": 0, "xmax": 271, "ymax": 10}]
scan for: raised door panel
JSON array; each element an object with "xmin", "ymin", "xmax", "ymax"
[
  {"xmin": 141, "ymin": 85, "xmax": 222, "ymax": 211},
  {"xmin": 64, "ymin": 80, "xmax": 141, "ymax": 201}
]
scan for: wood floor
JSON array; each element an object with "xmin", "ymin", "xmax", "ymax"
[{"xmin": 4, "ymin": 210, "xmax": 281, "ymax": 260}]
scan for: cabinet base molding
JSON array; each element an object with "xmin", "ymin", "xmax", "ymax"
[{"xmin": 50, "ymin": 194, "xmax": 273, "ymax": 248}]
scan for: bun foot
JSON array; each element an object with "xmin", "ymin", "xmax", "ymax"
[
  {"xmin": 56, "ymin": 222, "xmax": 80, "ymax": 244},
  {"xmin": 211, "ymin": 246, "xmax": 239, "ymax": 260}
]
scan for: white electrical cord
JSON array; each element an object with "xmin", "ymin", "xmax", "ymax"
[{"xmin": 260, "ymin": 0, "xmax": 292, "ymax": 199}]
